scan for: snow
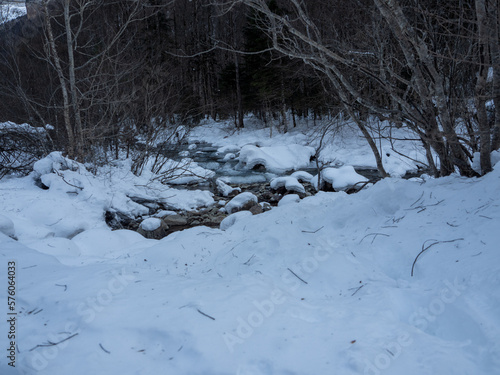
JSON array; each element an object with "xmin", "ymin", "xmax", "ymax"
[
  {"xmin": 140, "ymin": 218, "xmax": 162, "ymax": 231},
  {"xmin": 144, "ymin": 157, "xmax": 215, "ymax": 185},
  {"xmin": 215, "ymin": 178, "xmax": 241, "ymax": 197},
  {"xmin": 291, "ymin": 170, "xmax": 314, "ymax": 182},
  {"xmin": 320, "ymin": 165, "xmax": 369, "ymax": 190},
  {"xmin": 1, "ymin": 118, "xmax": 500, "ymax": 375},
  {"xmin": 277, "ymin": 193, "xmax": 301, "ymax": 206},
  {"xmin": 270, "ymin": 176, "xmax": 305, "ymax": 194},
  {"xmin": 0, "ymin": 214, "xmax": 15, "ymax": 238},
  {"xmin": 237, "ymin": 144, "xmax": 315, "ymax": 173},
  {"xmin": 190, "ymin": 117, "xmax": 429, "ymax": 176},
  {"xmin": 0, "ymin": 3, "xmax": 26, "ymax": 23},
  {"xmin": 220, "ymin": 211, "xmax": 253, "ymax": 231},
  {"xmin": 224, "ymin": 192, "xmax": 258, "ymax": 214}
]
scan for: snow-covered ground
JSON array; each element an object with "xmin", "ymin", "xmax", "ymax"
[
  {"xmin": 190, "ymin": 116, "xmax": 429, "ymax": 177},
  {"xmin": 1, "ymin": 119, "xmax": 500, "ymax": 374},
  {"xmin": 0, "ymin": 2, "xmax": 26, "ymax": 23}
]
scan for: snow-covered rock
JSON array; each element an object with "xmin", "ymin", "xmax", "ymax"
[
  {"xmin": 225, "ymin": 192, "xmax": 258, "ymax": 214},
  {"xmin": 315, "ymin": 165, "xmax": 368, "ymax": 190},
  {"xmin": 216, "ymin": 178, "xmax": 241, "ymax": 197},
  {"xmin": 140, "ymin": 218, "xmax": 162, "ymax": 231},
  {"xmin": 222, "ymin": 153, "xmax": 236, "ymax": 161},
  {"xmin": 291, "ymin": 170, "xmax": 314, "ymax": 182},
  {"xmin": 270, "ymin": 176, "xmax": 306, "ymax": 194},
  {"xmin": 237, "ymin": 144, "xmax": 315, "ymax": 173}
]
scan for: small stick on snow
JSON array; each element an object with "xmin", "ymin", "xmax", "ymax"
[
  {"xmin": 29, "ymin": 333, "xmax": 79, "ymax": 351},
  {"xmin": 197, "ymin": 309, "xmax": 215, "ymax": 320},
  {"xmin": 99, "ymin": 343, "xmax": 111, "ymax": 354},
  {"xmin": 287, "ymin": 268, "xmax": 308, "ymax": 284},
  {"xmin": 359, "ymin": 233, "xmax": 389, "ymax": 244},
  {"xmin": 410, "ymin": 192, "xmax": 425, "ymax": 207},
  {"xmin": 301, "ymin": 226, "xmax": 324, "ymax": 234},
  {"xmin": 243, "ymin": 254, "xmax": 255, "ymax": 265},
  {"xmin": 55, "ymin": 284, "xmax": 67, "ymax": 291},
  {"xmin": 411, "ymin": 238, "xmax": 464, "ymax": 277},
  {"xmin": 351, "ymin": 284, "xmax": 365, "ymax": 296}
]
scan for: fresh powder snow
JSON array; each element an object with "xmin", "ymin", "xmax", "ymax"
[{"xmin": 0, "ymin": 120, "xmax": 499, "ymax": 375}]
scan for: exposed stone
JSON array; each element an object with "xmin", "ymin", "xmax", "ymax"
[
  {"xmin": 163, "ymin": 214, "xmax": 188, "ymax": 226},
  {"xmin": 249, "ymin": 204, "xmax": 263, "ymax": 215},
  {"xmin": 137, "ymin": 220, "xmax": 169, "ymax": 239}
]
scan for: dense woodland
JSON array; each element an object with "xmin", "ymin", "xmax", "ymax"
[{"xmin": 1, "ymin": 0, "xmax": 500, "ymax": 177}]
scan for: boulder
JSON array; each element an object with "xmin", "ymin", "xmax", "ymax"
[
  {"xmin": 225, "ymin": 192, "xmax": 259, "ymax": 214},
  {"xmin": 137, "ymin": 218, "xmax": 169, "ymax": 239},
  {"xmin": 163, "ymin": 214, "xmax": 188, "ymax": 226}
]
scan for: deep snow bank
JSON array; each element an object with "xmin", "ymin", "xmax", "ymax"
[{"xmin": 0, "ymin": 162, "xmax": 499, "ymax": 374}]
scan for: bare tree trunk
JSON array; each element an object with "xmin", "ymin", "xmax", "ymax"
[
  {"xmin": 63, "ymin": 0, "xmax": 83, "ymax": 159},
  {"xmin": 489, "ymin": 0, "xmax": 500, "ymax": 150},
  {"xmin": 234, "ymin": 53, "xmax": 244, "ymax": 129},
  {"xmin": 475, "ymin": 0, "xmax": 492, "ymax": 174},
  {"xmin": 43, "ymin": 0, "xmax": 75, "ymax": 158}
]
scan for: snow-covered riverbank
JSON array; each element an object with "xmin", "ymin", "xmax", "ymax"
[{"xmin": 1, "ymin": 119, "xmax": 499, "ymax": 374}]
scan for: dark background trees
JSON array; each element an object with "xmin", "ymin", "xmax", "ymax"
[{"xmin": 0, "ymin": 0, "xmax": 499, "ymax": 176}]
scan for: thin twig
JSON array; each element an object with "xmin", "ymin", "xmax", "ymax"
[
  {"xmin": 243, "ymin": 254, "xmax": 255, "ymax": 265},
  {"xmin": 351, "ymin": 284, "xmax": 365, "ymax": 296},
  {"xmin": 197, "ymin": 309, "xmax": 215, "ymax": 321},
  {"xmin": 410, "ymin": 191, "xmax": 424, "ymax": 207},
  {"xmin": 29, "ymin": 333, "xmax": 79, "ymax": 351},
  {"xmin": 359, "ymin": 232, "xmax": 389, "ymax": 244},
  {"xmin": 99, "ymin": 343, "xmax": 110, "ymax": 354},
  {"xmin": 287, "ymin": 268, "xmax": 308, "ymax": 284},
  {"xmin": 411, "ymin": 238, "xmax": 464, "ymax": 277},
  {"xmin": 301, "ymin": 226, "xmax": 324, "ymax": 234},
  {"xmin": 55, "ymin": 284, "xmax": 68, "ymax": 291}
]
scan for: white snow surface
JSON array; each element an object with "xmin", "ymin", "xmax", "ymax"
[
  {"xmin": 140, "ymin": 218, "xmax": 162, "ymax": 231},
  {"xmin": 1, "ymin": 119, "xmax": 500, "ymax": 375},
  {"xmin": 0, "ymin": 3, "xmax": 26, "ymax": 23},
  {"xmin": 0, "ymin": 214, "xmax": 15, "ymax": 238},
  {"xmin": 320, "ymin": 165, "xmax": 368, "ymax": 190},
  {"xmin": 224, "ymin": 192, "xmax": 258, "ymax": 214},
  {"xmin": 270, "ymin": 176, "xmax": 305, "ymax": 194},
  {"xmin": 220, "ymin": 211, "xmax": 253, "ymax": 231},
  {"xmin": 190, "ymin": 117, "xmax": 430, "ymax": 176},
  {"xmin": 237, "ymin": 144, "xmax": 315, "ymax": 173}
]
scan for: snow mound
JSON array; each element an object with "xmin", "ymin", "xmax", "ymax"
[
  {"xmin": 237, "ymin": 144, "xmax": 315, "ymax": 172},
  {"xmin": 317, "ymin": 165, "xmax": 368, "ymax": 190},
  {"xmin": 0, "ymin": 214, "xmax": 15, "ymax": 238},
  {"xmin": 140, "ymin": 218, "xmax": 162, "ymax": 231},
  {"xmin": 270, "ymin": 176, "xmax": 305, "ymax": 194},
  {"xmin": 220, "ymin": 211, "xmax": 253, "ymax": 230},
  {"xmin": 216, "ymin": 178, "xmax": 241, "ymax": 197},
  {"xmin": 278, "ymin": 194, "xmax": 301, "ymax": 206},
  {"xmin": 291, "ymin": 170, "xmax": 314, "ymax": 182},
  {"xmin": 225, "ymin": 192, "xmax": 258, "ymax": 214}
]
